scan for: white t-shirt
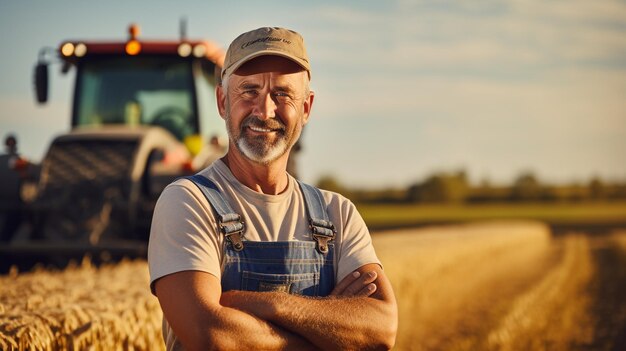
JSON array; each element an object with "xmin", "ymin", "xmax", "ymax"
[
  {"xmin": 148, "ymin": 159, "xmax": 380, "ymax": 293},
  {"xmin": 148, "ymin": 160, "xmax": 380, "ymax": 350}
]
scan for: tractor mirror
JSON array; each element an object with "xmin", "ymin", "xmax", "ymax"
[{"xmin": 34, "ymin": 62, "xmax": 49, "ymax": 104}]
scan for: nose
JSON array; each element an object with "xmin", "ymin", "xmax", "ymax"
[{"xmin": 253, "ymin": 92, "xmax": 277, "ymax": 120}]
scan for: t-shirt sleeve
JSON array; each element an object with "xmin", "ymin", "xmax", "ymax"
[
  {"xmin": 331, "ymin": 195, "xmax": 381, "ymax": 284},
  {"xmin": 148, "ymin": 180, "xmax": 222, "ymax": 295}
]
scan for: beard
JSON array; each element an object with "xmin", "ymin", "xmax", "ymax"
[{"xmin": 226, "ymin": 112, "xmax": 302, "ymax": 165}]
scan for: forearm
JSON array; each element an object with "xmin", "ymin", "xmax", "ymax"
[
  {"xmin": 221, "ymin": 291, "xmax": 396, "ymax": 351},
  {"xmin": 269, "ymin": 293, "xmax": 396, "ymax": 351},
  {"xmin": 154, "ymin": 271, "xmax": 318, "ymax": 351},
  {"xmin": 192, "ymin": 304, "xmax": 318, "ymax": 351}
]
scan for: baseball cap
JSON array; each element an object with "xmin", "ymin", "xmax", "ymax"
[{"xmin": 221, "ymin": 27, "xmax": 310, "ymax": 81}]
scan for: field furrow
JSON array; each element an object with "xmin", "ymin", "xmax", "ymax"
[
  {"xmin": 373, "ymin": 221, "xmax": 554, "ymax": 350},
  {"xmin": 373, "ymin": 223, "xmax": 626, "ymax": 351},
  {"xmin": 486, "ymin": 235, "xmax": 595, "ymax": 351}
]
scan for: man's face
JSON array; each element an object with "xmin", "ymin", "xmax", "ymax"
[{"xmin": 218, "ymin": 56, "xmax": 313, "ymax": 165}]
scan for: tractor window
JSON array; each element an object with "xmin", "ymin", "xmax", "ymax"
[
  {"xmin": 194, "ymin": 60, "xmax": 226, "ymax": 141},
  {"xmin": 75, "ymin": 56, "xmax": 197, "ymax": 141}
]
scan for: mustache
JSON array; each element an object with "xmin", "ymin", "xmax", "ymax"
[{"xmin": 242, "ymin": 115, "xmax": 285, "ymax": 131}]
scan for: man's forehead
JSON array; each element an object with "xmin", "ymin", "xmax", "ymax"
[{"xmin": 231, "ymin": 74, "xmax": 303, "ymax": 93}]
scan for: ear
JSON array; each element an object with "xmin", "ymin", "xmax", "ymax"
[
  {"xmin": 216, "ymin": 85, "xmax": 227, "ymax": 119},
  {"xmin": 302, "ymin": 90, "xmax": 315, "ymax": 125}
]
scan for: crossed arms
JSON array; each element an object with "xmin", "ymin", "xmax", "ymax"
[{"xmin": 154, "ymin": 263, "xmax": 398, "ymax": 351}]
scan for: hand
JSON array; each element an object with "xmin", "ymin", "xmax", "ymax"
[
  {"xmin": 330, "ymin": 270, "xmax": 378, "ymax": 297},
  {"xmin": 220, "ymin": 290, "xmax": 238, "ymax": 308}
]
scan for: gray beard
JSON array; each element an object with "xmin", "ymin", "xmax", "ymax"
[
  {"xmin": 236, "ymin": 133, "xmax": 290, "ymax": 165},
  {"xmin": 226, "ymin": 114, "xmax": 298, "ymax": 165}
]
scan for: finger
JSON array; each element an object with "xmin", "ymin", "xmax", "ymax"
[
  {"xmin": 330, "ymin": 271, "xmax": 361, "ymax": 296},
  {"xmin": 342, "ymin": 271, "xmax": 378, "ymax": 296},
  {"xmin": 355, "ymin": 283, "xmax": 377, "ymax": 297}
]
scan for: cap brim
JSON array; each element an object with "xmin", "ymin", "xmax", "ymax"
[{"xmin": 221, "ymin": 50, "xmax": 310, "ymax": 80}]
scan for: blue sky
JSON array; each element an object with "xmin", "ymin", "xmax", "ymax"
[{"xmin": 1, "ymin": 0, "xmax": 625, "ymax": 188}]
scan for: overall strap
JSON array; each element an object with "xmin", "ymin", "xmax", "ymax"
[
  {"xmin": 298, "ymin": 181, "xmax": 336, "ymax": 254},
  {"xmin": 185, "ymin": 174, "xmax": 245, "ymax": 251}
]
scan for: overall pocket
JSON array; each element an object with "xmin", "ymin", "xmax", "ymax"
[{"xmin": 241, "ymin": 271, "xmax": 320, "ymax": 295}]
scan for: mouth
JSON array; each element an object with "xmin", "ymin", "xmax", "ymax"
[
  {"xmin": 243, "ymin": 117, "xmax": 285, "ymax": 135},
  {"xmin": 247, "ymin": 125, "xmax": 277, "ymax": 133}
]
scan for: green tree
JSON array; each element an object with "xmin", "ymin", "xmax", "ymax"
[
  {"xmin": 589, "ymin": 176, "xmax": 606, "ymax": 200},
  {"xmin": 316, "ymin": 175, "xmax": 348, "ymax": 196},
  {"xmin": 511, "ymin": 172, "xmax": 542, "ymax": 201},
  {"xmin": 407, "ymin": 170, "xmax": 469, "ymax": 203}
]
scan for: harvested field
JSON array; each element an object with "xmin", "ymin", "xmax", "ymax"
[
  {"xmin": 373, "ymin": 221, "xmax": 626, "ymax": 350},
  {"xmin": 1, "ymin": 221, "xmax": 625, "ymax": 350}
]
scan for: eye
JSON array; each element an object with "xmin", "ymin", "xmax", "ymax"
[
  {"xmin": 273, "ymin": 92, "xmax": 292, "ymax": 100},
  {"xmin": 242, "ymin": 90, "xmax": 258, "ymax": 98}
]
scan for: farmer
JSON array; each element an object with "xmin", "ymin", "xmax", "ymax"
[{"xmin": 148, "ymin": 27, "xmax": 397, "ymax": 350}]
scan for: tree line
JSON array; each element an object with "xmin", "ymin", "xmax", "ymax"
[{"xmin": 316, "ymin": 171, "xmax": 626, "ymax": 204}]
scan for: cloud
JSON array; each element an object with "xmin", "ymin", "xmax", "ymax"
[
  {"xmin": 307, "ymin": 0, "xmax": 626, "ymax": 71},
  {"xmin": 513, "ymin": 0, "xmax": 626, "ymax": 24},
  {"xmin": 305, "ymin": 56, "xmax": 626, "ymax": 187},
  {"xmin": 305, "ymin": 0, "xmax": 626, "ymax": 128},
  {"xmin": 314, "ymin": 67, "xmax": 626, "ymax": 127}
]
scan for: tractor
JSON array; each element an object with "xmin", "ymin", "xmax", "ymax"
[{"xmin": 0, "ymin": 24, "xmax": 234, "ymax": 269}]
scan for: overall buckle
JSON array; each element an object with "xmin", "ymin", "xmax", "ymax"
[
  {"xmin": 220, "ymin": 219, "xmax": 245, "ymax": 251},
  {"xmin": 310, "ymin": 219, "xmax": 335, "ymax": 254}
]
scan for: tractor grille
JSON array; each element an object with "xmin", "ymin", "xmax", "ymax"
[{"xmin": 39, "ymin": 139, "xmax": 138, "ymax": 199}]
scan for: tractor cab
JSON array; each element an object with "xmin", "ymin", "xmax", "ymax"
[{"xmin": 36, "ymin": 24, "xmax": 226, "ymax": 157}]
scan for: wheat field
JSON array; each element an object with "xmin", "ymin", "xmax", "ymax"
[
  {"xmin": 0, "ymin": 258, "xmax": 164, "ymax": 351},
  {"xmin": 1, "ymin": 221, "xmax": 625, "ymax": 350},
  {"xmin": 374, "ymin": 221, "xmax": 626, "ymax": 351}
]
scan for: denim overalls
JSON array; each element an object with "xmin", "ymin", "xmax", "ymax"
[{"xmin": 187, "ymin": 174, "xmax": 336, "ymax": 297}]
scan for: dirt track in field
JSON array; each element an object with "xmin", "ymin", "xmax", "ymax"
[{"xmin": 372, "ymin": 222, "xmax": 626, "ymax": 351}]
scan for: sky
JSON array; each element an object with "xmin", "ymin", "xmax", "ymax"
[{"xmin": 1, "ymin": 0, "xmax": 625, "ymax": 188}]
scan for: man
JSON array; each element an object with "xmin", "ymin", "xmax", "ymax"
[{"xmin": 148, "ymin": 27, "xmax": 397, "ymax": 351}]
